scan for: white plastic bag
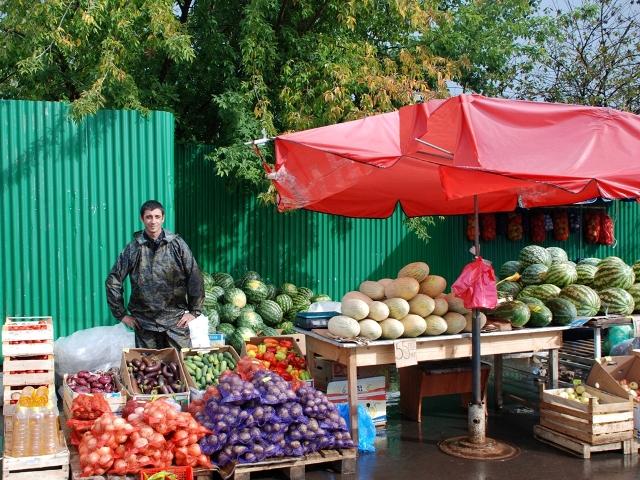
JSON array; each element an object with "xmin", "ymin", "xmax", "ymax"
[
  {"xmin": 308, "ymin": 301, "xmax": 342, "ymax": 313},
  {"xmin": 54, "ymin": 323, "xmax": 135, "ymax": 376},
  {"xmin": 188, "ymin": 314, "xmax": 210, "ymax": 348}
]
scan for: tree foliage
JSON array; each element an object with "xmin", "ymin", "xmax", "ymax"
[
  {"xmin": 1, "ymin": 0, "xmax": 543, "ymax": 189},
  {"xmin": 515, "ymin": 0, "xmax": 640, "ymax": 112}
]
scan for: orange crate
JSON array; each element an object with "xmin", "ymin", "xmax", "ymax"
[{"xmin": 139, "ymin": 466, "xmax": 193, "ymax": 480}]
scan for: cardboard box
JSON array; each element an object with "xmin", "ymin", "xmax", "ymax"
[
  {"xmin": 241, "ymin": 336, "xmax": 313, "ymax": 387},
  {"xmin": 62, "ymin": 371, "xmax": 127, "ymax": 415},
  {"xmin": 181, "ymin": 346, "xmax": 240, "ymax": 391},
  {"xmin": 311, "ymin": 357, "xmax": 389, "ymax": 392},
  {"xmin": 326, "ymin": 376, "xmax": 387, "ymax": 426},
  {"xmin": 587, "ymin": 350, "xmax": 640, "ymax": 438},
  {"xmin": 120, "ymin": 348, "xmax": 190, "ymax": 409}
]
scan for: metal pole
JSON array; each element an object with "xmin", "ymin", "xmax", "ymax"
[{"xmin": 469, "ymin": 195, "xmax": 486, "ymax": 443}]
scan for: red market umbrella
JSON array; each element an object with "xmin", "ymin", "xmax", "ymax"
[
  {"xmin": 270, "ymin": 94, "xmax": 640, "ymax": 216},
  {"xmin": 266, "ymin": 94, "xmax": 640, "ymax": 456}
]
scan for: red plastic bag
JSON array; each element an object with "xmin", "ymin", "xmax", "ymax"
[
  {"xmin": 599, "ymin": 213, "xmax": 615, "ymax": 245},
  {"xmin": 452, "ymin": 257, "xmax": 498, "ymax": 310}
]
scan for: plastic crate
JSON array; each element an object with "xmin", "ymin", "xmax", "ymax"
[{"xmin": 138, "ymin": 466, "xmax": 193, "ymax": 480}]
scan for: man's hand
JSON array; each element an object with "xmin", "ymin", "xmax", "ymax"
[
  {"xmin": 121, "ymin": 315, "xmax": 138, "ymax": 329},
  {"xmin": 177, "ymin": 312, "xmax": 196, "ymax": 328}
]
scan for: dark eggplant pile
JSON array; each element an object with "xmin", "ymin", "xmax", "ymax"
[{"xmin": 126, "ymin": 354, "xmax": 185, "ymax": 394}]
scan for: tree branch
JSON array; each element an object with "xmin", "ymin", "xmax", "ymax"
[{"xmin": 297, "ymin": 0, "xmax": 330, "ymax": 34}]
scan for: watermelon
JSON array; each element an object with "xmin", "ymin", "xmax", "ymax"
[
  {"xmin": 256, "ymin": 300, "xmax": 284, "ymax": 326},
  {"xmin": 203, "ymin": 272, "xmax": 215, "ymax": 290},
  {"xmin": 275, "ymin": 294, "xmax": 294, "ymax": 313},
  {"xmin": 203, "ymin": 291, "xmax": 218, "ymax": 308},
  {"xmin": 265, "ymin": 284, "xmax": 277, "ymax": 300},
  {"xmin": 499, "ymin": 261, "xmax": 522, "ymax": 279},
  {"xmin": 258, "ymin": 325, "xmax": 280, "ymax": 337},
  {"xmin": 593, "ymin": 263, "xmax": 635, "ymax": 290},
  {"xmin": 243, "ymin": 279, "xmax": 270, "ymax": 304},
  {"xmin": 291, "ymin": 293, "xmax": 311, "ymax": 312},
  {"xmin": 217, "ymin": 323, "xmax": 235, "ymax": 337},
  {"xmin": 598, "ymin": 288, "xmax": 635, "ymax": 315},
  {"xmin": 546, "ymin": 247, "xmax": 568, "ymax": 265},
  {"xmin": 212, "ymin": 272, "xmax": 235, "ymax": 289},
  {"xmin": 544, "ymin": 263, "xmax": 577, "ymax": 288},
  {"xmin": 518, "ymin": 284, "xmax": 561, "ymax": 302},
  {"xmin": 526, "ymin": 303, "xmax": 553, "ymax": 327},
  {"xmin": 297, "ymin": 287, "xmax": 314, "ymax": 299},
  {"xmin": 220, "ymin": 304, "xmax": 241, "ymax": 323},
  {"xmin": 241, "ymin": 271, "xmax": 262, "ymax": 283},
  {"xmin": 559, "ymin": 284, "xmax": 601, "ymax": 317},
  {"xmin": 627, "ymin": 284, "xmax": 640, "ymax": 312},
  {"xmin": 576, "ymin": 264, "xmax": 597, "ymax": 287},
  {"xmin": 519, "ymin": 296, "xmax": 545, "ymax": 307},
  {"xmin": 280, "ymin": 283, "xmax": 298, "ymax": 296},
  {"xmin": 521, "ymin": 264, "xmax": 549, "ymax": 285},
  {"xmin": 236, "ymin": 310, "xmax": 263, "ymax": 330},
  {"xmin": 545, "ymin": 298, "xmax": 577, "ymax": 326},
  {"xmin": 632, "ymin": 261, "xmax": 640, "ymax": 281},
  {"xmin": 578, "ymin": 257, "xmax": 601, "ymax": 267},
  {"xmin": 601, "ymin": 256, "xmax": 625, "ymax": 266},
  {"xmin": 228, "ymin": 326, "xmax": 256, "ymax": 354},
  {"xmin": 311, "ymin": 294, "xmax": 332, "ymax": 302},
  {"xmin": 223, "ymin": 288, "xmax": 247, "ymax": 308},
  {"xmin": 277, "ymin": 321, "xmax": 296, "ymax": 334},
  {"xmin": 519, "ymin": 245, "xmax": 552, "ymax": 268},
  {"xmin": 206, "ymin": 309, "xmax": 220, "ymax": 332},
  {"xmin": 497, "ymin": 281, "xmax": 522, "ymax": 297},
  {"xmin": 491, "ymin": 300, "xmax": 530, "ymax": 328}
]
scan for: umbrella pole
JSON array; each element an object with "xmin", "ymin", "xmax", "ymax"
[
  {"xmin": 438, "ymin": 195, "xmax": 519, "ymax": 460},
  {"xmin": 469, "ymin": 195, "xmax": 485, "ymax": 443}
]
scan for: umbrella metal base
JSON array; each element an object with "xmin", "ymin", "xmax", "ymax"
[{"xmin": 438, "ymin": 436, "xmax": 520, "ymax": 461}]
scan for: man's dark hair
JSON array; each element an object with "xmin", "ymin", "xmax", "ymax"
[{"xmin": 140, "ymin": 200, "xmax": 165, "ymax": 217}]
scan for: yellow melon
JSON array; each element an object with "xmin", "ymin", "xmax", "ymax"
[
  {"xmin": 384, "ymin": 277, "xmax": 419, "ymax": 301},
  {"xmin": 359, "ymin": 281, "xmax": 385, "ymax": 300},
  {"xmin": 397, "ymin": 262, "xmax": 430, "ymax": 282}
]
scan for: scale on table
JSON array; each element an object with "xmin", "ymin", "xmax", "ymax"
[{"xmin": 295, "ymin": 311, "xmax": 339, "ymax": 330}]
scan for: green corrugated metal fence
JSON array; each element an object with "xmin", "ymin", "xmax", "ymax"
[
  {"xmin": 0, "ymin": 100, "xmax": 175, "ymax": 340},
  {"xmin": 175, "ymin": 144, "xmax": 640, "ymax": 298}
]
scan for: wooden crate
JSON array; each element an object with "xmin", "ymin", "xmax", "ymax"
[
  {"xmin": 62, "ymin": 372, "xmax": 127, "ymax": 415},
  {"xmin": 3, "ymin": 355, "xmax": 55, "ymax": 386},
  {"xmin": 540, "ymin": 385, "xmax": 634, "ymax": 445},
  {"xmin": 534, "ymin": 424, "xmax": 636, "ymax": 459},
  {"xmin": 2, "ymin": 430, "xmax": 70, "ymax": 480},
  {"xmin": 3, "ymin": 384, "xmax": 56, "ymax": 416},
  {"xmin": 229, "ymin": 449, "xmax": 357, "ymax": 480},
  {"xmin": 2, "ymin": 317, "xmax": 54, "ymax": 356}
]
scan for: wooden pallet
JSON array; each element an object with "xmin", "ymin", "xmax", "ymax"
[
  {"xmin": 2, "ymin": 432, "xmax": 70, "ymax": 480},
  {"xmin": 228, "ymin": 449, "xmax": 357, "ymax": 480},
  {"xmin": 534, "ymin": 424, "xmax": 636, "ymax": 459}
]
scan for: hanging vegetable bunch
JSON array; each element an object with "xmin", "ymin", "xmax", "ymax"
[
  {"xmin": 585, "ymin": 211, "xmax": 602, "ymax": 244},
  {"xmin": 530, "ymin": 211, "xmax": 546, "ymax": 243},
  {"xmin": 553, "ymin": 210, "xmax": 570, "ymax": 241},
  {"xmin": 569, "ymin": 210, "xmax": 581, "ymax": 232},
  {"xmin": 480, "ymin": 214, "xmax": 497, "ymax": 241},
  {"xmin": 466, "ymin": 215, "xmax": 476, "ymax": 241},
  {"xmin": 507, "ymin": 213, "xmax": 523, "ymax": 241},
  {"xmin": 599, "ymin": 213, "xmax": 615, "ymax": 245}
]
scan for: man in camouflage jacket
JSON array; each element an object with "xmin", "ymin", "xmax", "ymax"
[{"xmin": 105, "ymin": 200, "xmax": 204, "ymax": 349}]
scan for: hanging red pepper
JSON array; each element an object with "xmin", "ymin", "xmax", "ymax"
[
  {"xmin": 507, "ymin": 213, "xmax": 523, "ymax": 241},
  {"xmin": 553, "ymin": 210, "xmax": 570, "ymax": 241},
  {"xmin": 466, "ymin": 214, "xmax": 476, "ymax": 241},
  {"xmin": 480, "ymin": 213, "xmax": 497, "ymax": 241},
  {"xmin": 585, "ymin": 211, "xmax": 601, "ymax": 244},
  {"xmin": 530, "ymin": 211, "xmax": 546, "ymax": 243},
  {"xmin": 598, "ymin": 213, "xmax": 615, "ymax": 245}
]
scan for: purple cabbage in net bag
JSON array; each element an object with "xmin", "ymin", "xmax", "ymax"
[
  {"xmin": 296, "ymin": 386, "xmax": 336, "ymax": 420},
  {"xmin": 199, "ymin": 431, "xmax": 228, "ymax": 455},
  {"xmin": 283, "ymin": 439, "xmax": 306, "ymax": 457},
  {"xmin": 276, "ymin": 401, "xmax": 307, "ymax": 425}
]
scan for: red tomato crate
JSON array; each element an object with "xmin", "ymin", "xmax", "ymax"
[{"xmin": 139, "ymin": 466, "xmax": 193, "ymax": 480}]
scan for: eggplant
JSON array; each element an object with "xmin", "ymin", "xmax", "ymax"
[
  {"xmin": 159, "ymin": 385, "xmax": 170, "ymax": 394},
  {"xmin": 157, "ymin": 376, "xmax": 166, "ymax": 386},
  {"xmin": 168, "ymin": 362, "xmax": 178, "ymax": 375},
  {"xmin": 141, "ymin": 356, "xmax": 153, "ymax": 367},
  {"xmin": 145, "ymin": 362, "xmax": 161, "ymax": 373},
  {"xmin": 132, "ymin": 359, "xmax": 142, "ymax": 368},
  {"xmin": 143, "ymin": 371, "xmax": 160, "ymax": 380},
  {"xmin": 162, "ymin": 365, "xmax": 173, "ymax": 378},
  {"xmin": 171, "ymin": 382, "xmax": 182, "ymax": 392}
]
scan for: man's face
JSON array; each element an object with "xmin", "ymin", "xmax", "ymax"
[{"xmin": 141, "ymin": 208, "xmax": 165, "ymax": 237}]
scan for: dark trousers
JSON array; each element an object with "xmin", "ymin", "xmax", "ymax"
[{"xmin": 134, "ymin": 326, "xmax": 191, "ymax": 350}]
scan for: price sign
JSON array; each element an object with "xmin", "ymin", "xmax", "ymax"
[{"xmin": 394, "ymin": 339, "xmax": 417, "ymax": 368}]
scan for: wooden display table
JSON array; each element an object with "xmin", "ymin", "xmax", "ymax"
[{"xmin": 299, "ymin": 326, "xmax": 569, "ymax": 443}]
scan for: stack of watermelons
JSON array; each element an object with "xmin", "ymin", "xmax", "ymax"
[
  {"xmin": 493, "ymin": 245, "xmax": 638, "ymax": 330},
  {"xmin": 201, "ymin": 270, "xmax": 331, "ymax": 353}
]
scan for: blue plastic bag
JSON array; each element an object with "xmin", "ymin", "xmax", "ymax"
[{"xmin": 336, "ymin": 403, "xmax": 376, "ymax": 452}]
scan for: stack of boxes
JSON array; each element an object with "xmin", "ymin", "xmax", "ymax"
[{"xmin": 2, "ymin": 316, "xmax": 56, "ymax": 416}]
